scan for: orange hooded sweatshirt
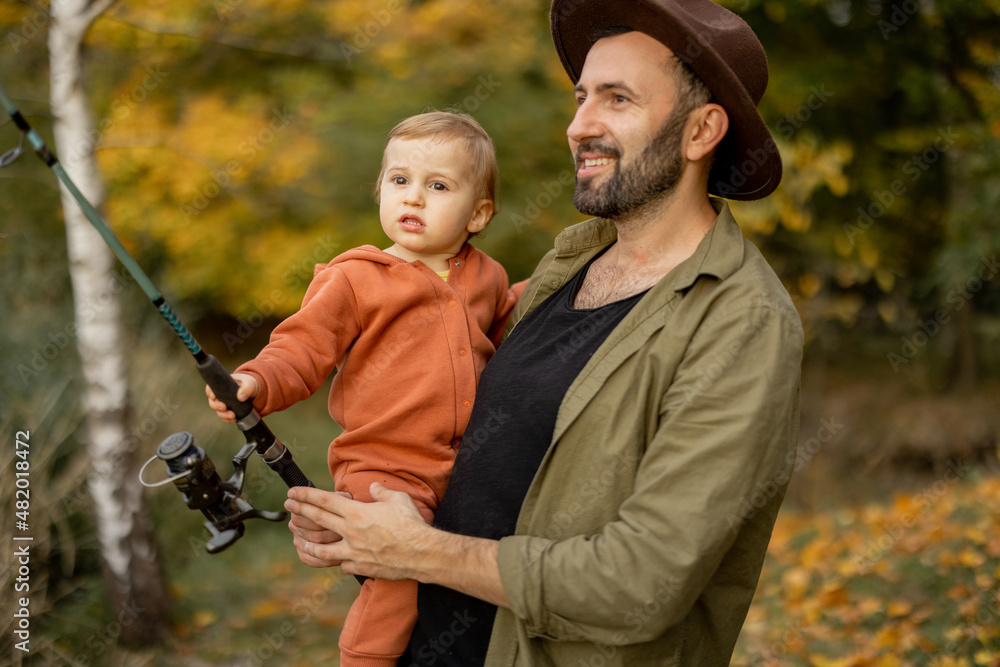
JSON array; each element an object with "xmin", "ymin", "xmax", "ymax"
[{"xmin": 238, "ymin": 242, "xmax": 518, "ymax": 508}]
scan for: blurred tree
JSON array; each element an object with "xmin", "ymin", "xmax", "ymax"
[
  {"xmin": 47, "ymin": 0, "xmax": 169, "ymax": 645},
  {"xmin": 726, "ymin": 0, "xmax": 1000, "ymax": 387}
]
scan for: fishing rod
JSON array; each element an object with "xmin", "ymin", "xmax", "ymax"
[{"xmin": 0, "ymin": 83, "xmax": 314, "ymax": 554}]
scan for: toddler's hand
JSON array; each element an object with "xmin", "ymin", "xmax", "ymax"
[{"xmin": 205, "ymin": 373, "xmax": 258, "ymax": 423}]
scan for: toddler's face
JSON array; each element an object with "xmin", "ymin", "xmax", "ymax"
[{"xmin": 378, "ymin": 137, "xmax": 492, "ymax": 260}]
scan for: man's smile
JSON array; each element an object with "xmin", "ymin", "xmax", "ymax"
[{"xmin": 576, "ymin": 148, "xmax": 619, "ymax": 178}]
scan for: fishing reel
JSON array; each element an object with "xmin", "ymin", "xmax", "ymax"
[{"xmin": 141, "ymin": 432, "xmax": 286, "ymax": 553}]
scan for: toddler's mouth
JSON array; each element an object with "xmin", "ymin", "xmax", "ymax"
[{"xmin": 399, "ymin": 215, "xmax": 425, "ymax": 230}]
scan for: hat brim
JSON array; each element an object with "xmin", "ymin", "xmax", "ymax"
[{"xmin": 550, "ymin": 0, "xmax": 782, "ymax": 201}]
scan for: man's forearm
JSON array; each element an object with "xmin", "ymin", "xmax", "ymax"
[{"xmin": 409, "ymin": 524, "xmax": 510, "ymax": 609}]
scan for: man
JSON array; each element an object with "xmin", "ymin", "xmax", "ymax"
[{"xmin": 285, "ymin": 1, "xmax": 803, "ymax": 665}]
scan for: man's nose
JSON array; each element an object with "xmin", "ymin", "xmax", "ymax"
[{"xmin": 567, "ymin": 99, "xmax": 604, "ymax": 146}]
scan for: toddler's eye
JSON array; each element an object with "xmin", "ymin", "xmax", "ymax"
[
  {"xmin": 430, "ymin": 182, "xmax": 448, "ymax": 191},
  {"xmin": 391, "ymin": 175, "xmax": 408, "ymax": 185}
]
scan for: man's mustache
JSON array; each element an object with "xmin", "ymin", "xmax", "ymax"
[{"xmin": 575, "ymin": 142, "xmax": 623, "ymax": 165}]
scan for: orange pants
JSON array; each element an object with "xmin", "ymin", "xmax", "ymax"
[{"xmin": 336, "ymin": 470, "xmax": 438, "ymax": 667}]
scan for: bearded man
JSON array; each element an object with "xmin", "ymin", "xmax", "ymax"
[{"xmin": 285, "ymin": 1, "xmax": 803, "ymax": 665}]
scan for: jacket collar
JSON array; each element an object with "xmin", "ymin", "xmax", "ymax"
[{"xmin": 551, "ymin": 197, "xmax": 745, "ymax": 293}]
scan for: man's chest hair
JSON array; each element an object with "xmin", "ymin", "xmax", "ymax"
[{"xmin": 573, "ymin": 258, "xmax": 665, "ymax": 309}]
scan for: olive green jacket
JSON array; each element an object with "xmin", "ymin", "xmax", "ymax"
[{"xmin": 485, "ymin": 199, "xmax": 803, "ymax": 666}]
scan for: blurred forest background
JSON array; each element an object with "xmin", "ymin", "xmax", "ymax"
[{"xmin": 1, "ymin": 0, "xmax": 1000, "ymax": 665}]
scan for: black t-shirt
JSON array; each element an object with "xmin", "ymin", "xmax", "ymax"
[{"xmin": 399, "ymin": 252, "xmax": 648, "ymax": 667}]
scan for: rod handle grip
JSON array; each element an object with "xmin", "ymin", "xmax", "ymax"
[
  {"xmin": 265, "ymin": 445, "xmax": 315, "ymax": 489},
  {"xmin": 198, "ymin": 354, "xmax": 254, "ymax": 420}
]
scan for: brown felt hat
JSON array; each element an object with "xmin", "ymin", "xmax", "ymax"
[{"xmin": 550, "ymin": 0, "xmax": 782, "ymax": 200}]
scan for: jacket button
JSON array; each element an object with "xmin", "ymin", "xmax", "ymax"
[
  {"xmin": 449, "ymin": 300, "xmax": 457, "ymax": 307},
  {"xmin": 459, "ymin": 348, "xmax": 467, "ymax": 356},
  {"xmin": 462, "ymin": 400, "xmax": 471, "ymax": 408}
]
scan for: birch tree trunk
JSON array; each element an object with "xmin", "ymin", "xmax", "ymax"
[{"xmin": 48, "ymin": 0, "xmax": 170, "ymax": 644}]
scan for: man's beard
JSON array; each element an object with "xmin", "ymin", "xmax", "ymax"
[{"xmin": 573, "ymin": 107, "xmax": 688, "ymax": 219}]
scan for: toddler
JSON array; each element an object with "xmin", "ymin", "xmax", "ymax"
[{"xmin": 207, "ymin": 111, "xmax": 518, "ymax": 667}]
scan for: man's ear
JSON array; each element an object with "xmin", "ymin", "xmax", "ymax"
[
  {"xmin": 467, "ymin": 199, "xmax": 494, "ymax": 234},
  {"xmin": 685, "ymin": 103, "xmax": 729, "ymax": 162}
]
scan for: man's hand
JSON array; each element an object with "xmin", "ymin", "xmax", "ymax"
[
  {"xmin": 285, "ymin": 484, "xmax": 510, "ymax": 607},
  {"xmin": 205, "ymin": 372, "xmax": 258, "ymax": 423},
  {"xmin": 287, "ymin": 490, "xmax": 353, "ymax": 568},
  {"xmin": 285, "ymin": 483, "xmax": 432, "ymax": 580}
]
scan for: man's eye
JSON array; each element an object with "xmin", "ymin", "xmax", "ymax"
[
  {"xmin": 575, "ymin": 96, "xmax": 586, "ymax": 107},
  {"xmin": 613, "ymin": 94, "xmax": 629, "ymax": 104}
]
